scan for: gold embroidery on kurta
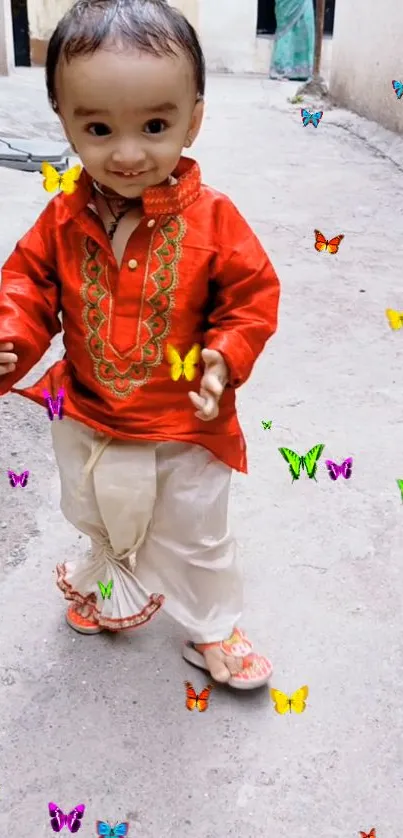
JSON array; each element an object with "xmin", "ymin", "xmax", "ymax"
[{"xmin": 80, "ymin": 217, "xmax": 186, "ymax": 397}]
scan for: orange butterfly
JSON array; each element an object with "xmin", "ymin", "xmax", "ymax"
[
  {"xmin": 359, "ymin": 829, "xmax": 376, "ymax": 838},
  {"xmin": 184, "ymin": 680, "xmax": 213, "ymax": 712},
  {"xmin": 314, "ymin": 229, "xmax": 344, "ymax": 254}
]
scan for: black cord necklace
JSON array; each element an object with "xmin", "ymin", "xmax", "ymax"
[{"xmin": 93, "ymin": 181, "xmax": 143, "ymax": 240}]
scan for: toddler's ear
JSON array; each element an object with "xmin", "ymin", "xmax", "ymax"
[{"xmin": 187, "ymin": 97, "xmax": 204, "ymax": 145}]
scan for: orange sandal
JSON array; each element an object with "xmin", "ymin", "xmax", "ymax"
[
  {"xmin": 182, "ymin": 627, "xmax": 273, "ymax": 690},
  {"xmin": 66, "ymin": 605, "xmax": 103, "ymax": 635}
]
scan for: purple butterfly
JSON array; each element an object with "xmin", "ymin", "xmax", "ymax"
[
  {"xmin": 48, "ymin": 803, "xmax": 85, "ymax": 833},
  {"xmin": 7, "ymin": 469, "xmax": 29, "ymax": 487},
  {"xmin": 325, "ymin": 457, "xmax": 353, "ymax": 481},
  {"xmin": 43, "ymin": 388, "xmax": 65, "ymax": 421}
]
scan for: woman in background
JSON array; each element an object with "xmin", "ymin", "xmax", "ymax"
[{"xmin": 270, "ymin": 0, "xmax": 315, "ymax": 81}]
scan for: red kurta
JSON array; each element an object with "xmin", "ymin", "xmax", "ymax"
[{"xmin": 0, "ymin": 156, "xmax": 280, "ymax": 472}]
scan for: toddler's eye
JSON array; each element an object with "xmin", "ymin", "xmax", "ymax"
[
  {"xmin": 144, "ymin": 119, "xmax": 168, "ymax": 134},
  {"xmin": 87, "ymin": 123, "xmax": 111, "ymax": 136}
]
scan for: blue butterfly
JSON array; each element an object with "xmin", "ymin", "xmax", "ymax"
[
  {"xmin": 392, "ymin": 80, "xmax": 403, "ymax": 99},
  {"xmin": 300, "ymin": 108, "xmax": 323, "ymax": 127},
  {"xmin": 96, "ymin": 822, "xmax": 129, "ymax": 837}
]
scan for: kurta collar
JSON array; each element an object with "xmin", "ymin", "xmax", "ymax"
[{"xmin": 64, "ymin": 155, "xmax": 201, "ymax": 219}]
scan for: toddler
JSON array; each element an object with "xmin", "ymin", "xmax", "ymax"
[{"xmin": 0, "ymin": 0, "xmax": 280, "ymax": 689}]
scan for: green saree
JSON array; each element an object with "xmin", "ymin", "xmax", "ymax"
[{"xmin": 270, "ymin": 0, "xmax": 315, "ymax": 81}]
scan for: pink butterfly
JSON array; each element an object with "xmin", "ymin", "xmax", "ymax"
[
  {"xmin": 7, "ymin": 469, "xmax": 29, "ymax": 487},
  {"xmin": 325, "ymin": 458, "xmax": 353, "ymax": 481},
  {"xmin": 48, "ymin": 802, "xmax": 85, "ymax": 832},
  {"xmin": 43, "ymin": 387, "xmax": 64, "ymax": 421}
]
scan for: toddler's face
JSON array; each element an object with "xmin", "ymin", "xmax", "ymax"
[{"xmin": 56, "ymin": 44, "xmax": 203, "ymax": 197}]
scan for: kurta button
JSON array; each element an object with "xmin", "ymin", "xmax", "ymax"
[
  {"xmin": 147, "ymin": 219, "xmax": 156, "ymax": 228},
  {"xmin": 128, "ymin": 258, "xmax": 138, "ymax": 269}
]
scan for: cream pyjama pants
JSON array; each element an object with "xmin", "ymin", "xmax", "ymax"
[{"xmin": 51, "ymin": 417, "xmax": 243, "ymax": 642}]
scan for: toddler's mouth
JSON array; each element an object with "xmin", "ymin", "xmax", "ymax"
[{"xmin": 112, "ymin": 170, "xmax": 147, "ymax": 179}]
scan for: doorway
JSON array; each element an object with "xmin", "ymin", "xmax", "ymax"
[
  {"xmin": 11, "ymin": 0, "xmax": 30, "ymax": 66},
  {"xmin": 257, "ymin": 0, "xmax": 335, "ymax": 36}
]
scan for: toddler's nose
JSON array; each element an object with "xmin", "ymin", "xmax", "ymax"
[{"xmin": 111, "ymin": 144, "xmax": 147, "ymax": 171}]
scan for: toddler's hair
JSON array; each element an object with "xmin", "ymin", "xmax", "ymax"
[{"xmin": 46, "ymin": 0, "xmax": 205, "ymax": 113}]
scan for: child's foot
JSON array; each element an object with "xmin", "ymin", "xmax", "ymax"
[
  {"xmin": 182, "ymin": 627, "xmax": 273, "ymax": 690},
  {"xmin": 193, "ymin": 644, "xmax": 244, "ymax": 682}
]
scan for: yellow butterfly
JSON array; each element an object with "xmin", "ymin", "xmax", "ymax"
[
  {"xmin": 385, "ymin": 308, "xmax": 403, "ymax": 330},
  {"xmin": 270, "ymin": 685, "xmax": 309, "ymax": 714},
  {"xmin": 166, "ymin": 343, "xmax": 201, "ymax": 382},
  {"xmin": 41, "ymin": 161, "xmax": 82, "ymax": 195}
]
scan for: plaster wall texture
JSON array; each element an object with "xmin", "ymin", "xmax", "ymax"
[
  {"xmin": 0, "ymin": 0, "xmax": 15, "ymax": 75},
  {"xmin": 330, "ymin": 0, "xmax": 403, "ymax": 133},
  {"xmin": 27, "ymin": 0, "xmax": 70, "ymax": 40}
]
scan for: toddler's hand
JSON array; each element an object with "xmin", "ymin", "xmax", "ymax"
[
  {"xmin": 0, "ymin": 342, "xmax": 18, "ymax": 375},
  {"xmin": 188, "ymin": 348, "xmax": 228, "ymax": 421}
]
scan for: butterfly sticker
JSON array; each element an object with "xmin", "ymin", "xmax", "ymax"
[
  {"xmin": 314, "ymin": 229, "xmax": 344, "ymax": 254},
  {"xmin": 270, "ymin": 686, "xmax": 309, "ymax": 714},
  {"xmin": 184, "ymin": 680, "xmax": 213, "ymax": 712},
  {"xmin": 96, "ymin": 822, "xmax": 129, "ymax": 837},
  {"xmin": 359, "ymin": 830, "xmax": 376, "ymax": 838},
  {"xmin": 396, "ymin": 479, "xmax": 403, "ymax": 501},
  {"xmin": 385, "ymin": 308, "xmax": 403, "ymax": 330},
  {"xmin": 261, "ymin": 420, "xmax": 272, "ymax": 430},
  {"xmin": 325, "ymin": 457, "xmax": 353, "ymax": 481},
  {"xmin": 300, "ymin": 108, "xmax": 323, "ymax": 127},
  {"xmin": 278, "ymin": 444, "xmax": 324, "ymax": 482},
  {"xmin": 7, "ymin": 469, "xmax": 29, "ymax": 488},
  {"xmin": 97, "ymin": 579, "xmax": 114, "ymax": 600},
  {"xmin": 48, "ymin": 803, "xmax": 85, "ymax": 833},
  {"xmin": 166, "ymin": 343, "xmax": 201, "ymax": 382},
  {"xmin": 43, "ymin": 388, "xmax": 65, "ymax": 421},
  {"xmin": 41, "ymin": 162, "xmax": 82, "ymax": 195},
  {"xmin": 392, "ymin": 80, "xmax": 403, "ymax": 99}
]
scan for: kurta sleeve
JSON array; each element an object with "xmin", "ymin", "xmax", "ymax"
[
  {"xmin": 204, "ymin": 197, "xmax": 280, "ymax": 388},
  {"xmin": 0, "ymin": 202, "xmax": 61, "ymax": 396}
]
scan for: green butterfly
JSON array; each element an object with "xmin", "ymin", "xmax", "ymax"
[
  {"xmin": 97, "ymin": 579, "xmax": 114, "ymax": 600},
  {"xmin": 397, "ymin": 479, "xmax": 403, "ymax": 501},
  {"xmin": 279, "ymin": 444, "xmax": 325, "ymax": 482},
  {"xmin": 262, "ymin": 420, "xmax": 272, "ymax": 430}
]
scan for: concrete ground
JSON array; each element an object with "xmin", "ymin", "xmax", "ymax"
[{"xmin": 1, "ymin": 67, "xmax": 403, "ymax": 838}]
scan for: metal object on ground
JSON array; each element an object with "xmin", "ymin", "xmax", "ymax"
[{"xmin": 0, "ymin": 137, "xmax": 71, "ymax": 172}]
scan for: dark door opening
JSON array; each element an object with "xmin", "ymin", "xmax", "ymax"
[
  {"xmin": 257, "ymin": 0, "xmax": 335, "ymax": 36},
  {"xmin": 11, "ymin": 0, "xmax": 30, "ymax": 66}
]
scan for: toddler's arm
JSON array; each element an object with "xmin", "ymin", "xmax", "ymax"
[
  {"xmin": 204, "ymin": 198, "xmax": 280, "ymax": 388},
  {"xmin": 0, "ymin": 210, "xmax": 61, "ymax": 392}
]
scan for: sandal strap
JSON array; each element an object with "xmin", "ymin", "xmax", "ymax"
[
  {"xmin": 194, "ymin": 640, "xmax": 223, "ymax": 652},
  {"xmin": 194, "ymin": 627, "xmax": 254, "ymax": 661},
  {"xmin": 230, "ymin": 653, "xmax": 273, "ymax": 682},
  {"xmin": 220, "ymin": 627, "xmax": 253, "ymax": 657}
]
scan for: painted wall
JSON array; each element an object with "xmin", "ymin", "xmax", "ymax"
[
  {"xmin": 167, "ymin": 0, "xmax": 198, "ymax": 30},
  {"xmin": 0, "ymin": 0, "xmax": 15, "ymax": 73},
  {"xmin": 330, "ymin": 0, "xmax": 403, "ymax": 133},
  {"xmin": 169, "ymin": 0, "xmax": 263, "ymax": 73},
  {"xmin": 27, "ymin": 0, "xmax": 71, "ymax": 40},
  {"xmin": 197, "ymin": 0, "xmax": 258, "ymax": 74}
]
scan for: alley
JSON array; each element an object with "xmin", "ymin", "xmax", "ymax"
[{"xmin": 1, "ymin": 68, "xmax": 403, "ymax": 838}]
